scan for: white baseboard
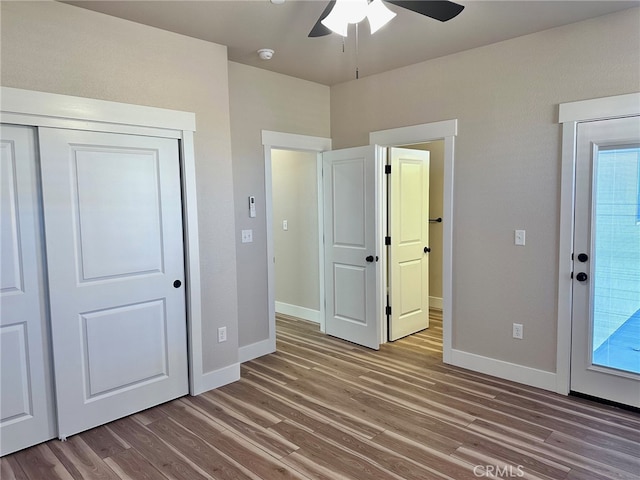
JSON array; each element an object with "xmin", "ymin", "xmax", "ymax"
[
  {"xmin": 239, "ymin": 338, "xmax": 275, "ymax": 363},
  {"xmin": 429, "ymin": 296, "xmax": 443, "ymax": 310},
  {"xmin": 275, "ymin": 301, "xmax": 320, "ymax": 323},
  {"xmin": 449, "ymin": 349, "xmax": 557, "ymax": 392},
  {"xmin": 191, "ymin": 363, "xmax": 240, "ymax": 396}
]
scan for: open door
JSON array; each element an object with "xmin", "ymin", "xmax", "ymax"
[
  {"xmin": 388, "ymin": 147, "xmax": 430, "ymax": 341},
  {"xmin": 323, "ymin": 145, "xmax": 380, "ymax": 349}
]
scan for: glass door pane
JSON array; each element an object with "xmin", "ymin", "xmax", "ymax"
[{"xmin": 592, "ymin": 146, "xmax": 640, "ymax": 375}]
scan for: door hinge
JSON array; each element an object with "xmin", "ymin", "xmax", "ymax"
[
  {"xmin": 385, "ymin": 305, "xmax": 391, "ymax": 316},
  {"xmin": 385, "ymin": 165, "xmax": 391, "ymax": 174},
  {"xmin": 385, "ymin": 236, "xmax": 391, "ymax": 245}
]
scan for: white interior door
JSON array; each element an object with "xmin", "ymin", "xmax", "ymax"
[
  {"xmin": 323, "ymin": 145, "xmax": 380, "ymax": 349},
  {"xmin": 571, "ymin": 115, "xmax": 640, "ymax": 407},
  {"xmin": 0, "ymin": 125, "xmax": 56, "ymax": 455},
  {"xmin": 39, "ymin": 128, "xmax": 189, "ymax": 438},
  {"xmin": 388, "ymin": 148, "xmax": 430, "ymax": 341}
]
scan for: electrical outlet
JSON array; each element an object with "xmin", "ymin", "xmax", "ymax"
[
  {"xmin": 218, "ymin": 326, "xmax": 227, "ymax": 343},
  {"xmin": 513, "ymin": 323, "xmax": 523, "ymax": 340}
]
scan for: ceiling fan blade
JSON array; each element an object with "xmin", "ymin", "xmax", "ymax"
[
  {"xmin": 308, "ymin": 1, "xmax": 336, "ymax": 37},
  {"xmin": 386, "ymin": 0, "xmax": 464, "ymax": 22}
]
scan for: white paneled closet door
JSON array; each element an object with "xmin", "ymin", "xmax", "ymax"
[
  {"xmin": 39, "ymin": 128, "xmax": 189, "ymax": 439},
  {"xmin": 0, "ymin": 125, "xmax": 56, "ymax": 456}
]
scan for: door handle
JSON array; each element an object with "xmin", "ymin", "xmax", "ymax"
[
  {"xmin": 424, "ymin": 247, "xmax": 431, "ymax": 253},
  {"xmin": 365, "ymin": 255, "xmax": 378, "ymax": 263},
  {"xmin": 575, "ymin": 272, "xmax": 588, "ymax": 282}
]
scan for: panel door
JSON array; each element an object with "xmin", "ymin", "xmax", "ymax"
[
  {"xmin": 39, "ymin": 128, "xmax": 188, "ymax": 438},
  {"xmin": 388, "ymin": 148, "xmax": 430, "ymax": 341},
  {"xmin": 571, "ymin": 116, "xmax": 640, "ymax": 407},
  {"xmin": 323, "ymin": 145, "xmax": 380, "ymax": 349},
  {"xmin": 0, "ymin": 125, "xmax": 56, "ymax": 455}
]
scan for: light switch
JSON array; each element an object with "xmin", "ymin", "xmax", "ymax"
[
  {"xmin": 241, "ymin": 229, "xmax": 253, "ymax": 243},
  {"xmin": 515, "ymin": 229, "xmax": 526, "ymax": 246},
  {"xmin": 282, "ymin": 220, "xmax": 288, "ymax": 231}
]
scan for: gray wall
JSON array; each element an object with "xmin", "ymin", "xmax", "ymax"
[
  {"xmin": 227, "ymin": 62, "xmax": 330, "ymax": 348},
  {"xmin": 272, "ymin": 149, "xmax": 320, "ymax": 311},
  {"xmin": 330, "ymin": 8, "xmax": 640, "ymax": 373},
  {"xmin": 0, "ymin": 1, "xmax": 239, "ymax": 373}
]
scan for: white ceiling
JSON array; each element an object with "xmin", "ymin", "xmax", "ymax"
[{"xmin": 66, "ymin": 0, "xmax": 639, "ymax": 85}]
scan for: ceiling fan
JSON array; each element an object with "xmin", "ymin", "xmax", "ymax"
[{"xmin": 309, "ymin": 0, "xmax": 465, "ymax": 37}]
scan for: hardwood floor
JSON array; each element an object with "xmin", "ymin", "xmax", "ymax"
[{"xmin": 3, "ymin": 311, "xmax": 639, "ymax": 479}]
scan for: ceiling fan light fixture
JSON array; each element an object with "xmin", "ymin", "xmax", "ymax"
[
  {"xmin": 321, "ymin": 0, "xmax": 369, "ymax": 37},
  {"xmin": 367, "ymin": 0, "xmax": 396, "ymax": 34}
]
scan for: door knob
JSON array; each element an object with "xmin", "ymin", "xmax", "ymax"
[
  {"xmin": 366, "ymin": 255, "xmax": 375, "ymax": 263},
  {"xmin": 424, "ymin": 247, "xmax": 431, "ymax": 253},
  {"xmin": 577, "ymin": 253, "xmax": 589, "ymax": 262},
  {"xmin": 173, "ymin": 280, "xmax": 182, "ymax": 288},
  {"xmin": 575, "ymin": 272, "xmax": 588, "ymax": 282}
]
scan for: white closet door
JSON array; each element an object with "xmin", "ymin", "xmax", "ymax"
[
  {"xmin": 0, "ymin": 125, "xmax": 56, "ymax": 455},
  {"xmin": 39, "ymin": 128, "xmax": 188, "ymax": 439}
]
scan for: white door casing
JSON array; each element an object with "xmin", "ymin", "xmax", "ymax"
[
  {"xmin": 39, "ymin": 128, "xmax": 189, "ymax": 438},
  {"xmin": 0, "ymin": 125, "xmax": 56, "ymax": 456},
  {"xmin": 323, "ymin": 145, "xmax": 380, "ymax": 349},
  {"xmin": 570, "ymin": 115, "xmax": 640, "ymax": 407},
  {"xmin": 388, "ymin": 148, "xmax": 430, "ymax": 341}
]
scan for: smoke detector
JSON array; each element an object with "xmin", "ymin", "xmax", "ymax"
[{"xmin": 257, "ymin": 48, "xmax": 274, "ymax": 60}]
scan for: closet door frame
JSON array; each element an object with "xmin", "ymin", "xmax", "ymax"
[{"xmin": 0, "ymin": 87, "xmax": 207, "ymax": 395}]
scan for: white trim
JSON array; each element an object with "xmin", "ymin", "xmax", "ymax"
[
  {"xmin": 1, "ymin": 87, "xmax": 207, "ymax": 396},
  {"xmin": 558, "ymin": 92, "xmax": 640, "ymax": 123},
  {"xmin": 262, "ymin": 131, "xmax": 332, "ymax": 351},
  {"xmin": 316, "ymin": 153, "xmax": 326, "ymax": 332},
  {"xmin": 369, "ymin": 120, "xmax": 457, "ymax": 146},
  {"xmin": 275, "ymin": 302, "xmax": 321, "ymax": 323},
  {"xmin": 1, "ymin": 86, "xmax": 195, "ymax": 131},
  {"xmin": 239, "ymin": 339, "xmax": 274, "ymax": 363},
  {"xmin": 429, "ymin": 296, "xmax": 443, "ymax": 311},
  {"xmin": 450, "ymin": 350, "xmax": 557, "ymax": 392},
  {"xmin": 369, "ymin": 121, "xmax": 456, "ymax": 363},
  {"xmin": 262, "ymin": 131, "xmax": 331, "ymax": 152},
  {"xmin": 556, "ymin": 121, "xmax": 577, "ymax": 395},
  {"xmin": 192, "ymin": 363, "xmax": 241, "ymax": 396},
  {"xmin": 556, "ymin": 92, "xmax": 640, "ymax": 396}
]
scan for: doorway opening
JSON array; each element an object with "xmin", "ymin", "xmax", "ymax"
[
  {"xmin": 262, "ymin": 119, "xmax": 456, "ymax": 362},
  {"xmin": 383, "ymin": 141, "xmax": 444, "ymax": 352},
  {"xmin": 558, "ymin": 93, "xmax": 640, "ymax": 407},
  {"xmin": 271, "ymin": 148, "xmax": 323, "ymax": 324}
]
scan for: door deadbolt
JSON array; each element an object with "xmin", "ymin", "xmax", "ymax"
[
  {"xmin": 577, "ymin": 253, "xmax": 589, "ymax": 262},
  {"xmin": 575, "ymin": 272, "xmax": 588, "ymax": 282},
  {"xmin": 173, "ymin": 280, "xmax": 182, "ymax": 288}
]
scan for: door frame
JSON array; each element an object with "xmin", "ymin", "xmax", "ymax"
[
  {"xmin": 0, "ymin": 87, "xmax": 209, "ymax": 395},
  {"xmin": 556, "ymin": 92, "xmax": 640, "ymax": 395},
  {"xmin": 370, "ymin": 120, "xmax": 456, "ymax": 357},
  {"xmin": 262, "ymin": 131, "xmax": 332, "ymax": 350},
  {"xmin": 262, "ymin": 121, "xmax": 456, "ymax": 354}
]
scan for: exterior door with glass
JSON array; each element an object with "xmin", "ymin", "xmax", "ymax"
[{"xmin": 570, "ymin": 115, "xmax": 640, "ymax": 407}]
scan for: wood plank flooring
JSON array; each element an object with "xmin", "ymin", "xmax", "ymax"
[{"xmin": 3, "ymin": 311, "xmax": 639, "ymax": 479}]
